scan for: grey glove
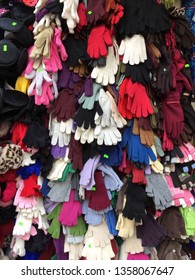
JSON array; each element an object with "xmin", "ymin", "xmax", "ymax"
[
  {"xmin": 48, "ymin": 173, "xmax": 72, "ymax": 202},
  {"xmin": 146, "ymin": 173, "xmax": 173, "ymax": 210}
]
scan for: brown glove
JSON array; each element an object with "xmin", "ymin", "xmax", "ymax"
[
  {"xmin": 69, "ymin": 61, "xmax": 89, "ymax": 77},
  {"xmin": 158, "ymin": 206, "xmax": 187, "ymax": 240},
  {"xmin": 157, "ymin": 239, "xmax": 183, "ymax": 260},
  {"xmin": 133, "ymin": 118, "xmax": 155, "ymax": 147}
]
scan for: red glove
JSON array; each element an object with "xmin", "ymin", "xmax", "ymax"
[
  {"xmin": 127, "ymin": 80, "xmax": 154, "ymax": 118},
  {"xmin": 77, "ymin": 2, "xmax": 87, "ymax": 32},
  {"xmin": 20, "ymin": 174, "xmax": 42, "ymax": 197},
  {"xmin": 132, "ymin": 166, "xmax": 147, "ymax": 185},
  {"xmin": 11, "ymin": 122, "xmax": 28, "ymax": 150},
  {"xmin": 1, "ymin": 181, "xmax": 16, "ymax": 202},
  {"xmin": 85, "ymin": 171, "xmax": 111, "ymax": 211},
  {"xmin": 162, "ymin": 89, "xmax": 184, "ymax": 140},
  {"xmin": 87, "ymin": 24, "xmax": 113, "ymax": 59},
  {"xmin": 118, "ymin": 78, "xmax": 133, "ymax": 120}
]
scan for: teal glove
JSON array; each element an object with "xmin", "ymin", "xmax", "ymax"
[
  {"xmin": 69, "ymin": 216, "xmax": 87, "ymax": 237},
  {"xmin": 47, "ymin": 204, "xmax": 62, "ymax": 239},
  {"xmin": 58, "ymin": 163, "xmax": 76, "ymax": 182},
  {"xmin": 78, "ymin": 82, "xmax": 101, "ymax": 110}
]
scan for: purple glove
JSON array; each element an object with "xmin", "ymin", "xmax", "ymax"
[
  {"xmin": 83, "ymin": 75, "xmax": 93, "ymax": 97},
  {"xmin": 51, "ymin": 143, "xmax": 67, "ymax": 159},
  {"xmin": 53, "ymin": 232, "xmax": 69, "ymax": 260},
  {"xmin": 58, "ymin": 63, "xmax": 81, "ymax": 90},
  {"xmin": 136, "ymin": 214, "xmax": 166, "ymax": 247}
]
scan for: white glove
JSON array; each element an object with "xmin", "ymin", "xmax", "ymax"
[
  {"xmin": 10, "ymin": 236, "xmax": 26, "ymax": 257},
  {"xmin": 91, "ymin": 40, "xmax": 119, "ymax": 86},
  {"xmin": 37, "ymin": 213, "xmax": 49, "ymax": 231},
  {"xmin": 13, "ymin": 212, "xmax": 33, "ymax": 236},
  {"xmin": 149, "ymin": 145, "xmax": 164, "ymax": 174},
  {"xmin": 21, "ymin": 150, "xmax": 36, "ymax": 166},
  {"xmin": 60, "ymin": 118, "xmax": 73, "ymax": 140},
  {"xmin": 26, "ymin": 67, "xmax": 52, "ymax": 96},
  {"xmin": 49, "ymin": 117, "xmax": 71, "ymax": 147},
  {"xmin": 94, "ymin": 125, "xmax": 122, "ymax": 146},
  {"xmin": 64, "ymin": 239, "xmax": 84, "ymax": 260},
  {"xmin": 34, "ymin": 0, "xmax": 48, "ymax": 14},
  {"xmin": 74, "ymin": 125, "xmax": 95, "ymax": 144},
  {"xmin": 47, "ymin": 155, "xmax": 69, "ymax": 181},
  {"xmin": 60, "ymin": 0, "xmax": 79, "ymax": 34},
  {"xmin": 82, "ymin": 237, "xmax": 102, "ymax": 260},
  {"xmin": 94, "ymin": 88, "xmax": 112, "ymax": 128},
  {"xmin": 119, "ymin": 34, "xmax": 147, "ymax": 65}
]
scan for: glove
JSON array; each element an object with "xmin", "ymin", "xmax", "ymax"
[
  {"xmin": 133, "ymin": 117, "xmax": 155, "ymax": 147},
  {"xmin": 11, "ymin": 236, "xmax": 26, "ymax": 257},
  {"xmin": 58, "ymin": 190, "xmax": 82, "ymax": 227},
  {"xmin": 122, "ymin": 178, "xmax": 148, "ymax": 223},
  {"xmin": 13, "ymin": 212, "xmax": 33, "ymax": 236},
  {"xmin": 91, "ymin": 41, "xmax": 119, "ymax": 86},
  {"xmin": 20, "ymin": 174, "xmax": 41, "ymax": 197},
  {"xmin": 120, "ymin": 125, "xmax": 157, "ymax": 166},
  {"xmin": 158, "ymin": 206, "xmax": 187, "ymax": 239},
  {"xmin": 64, "ymin": 33, "xmax": 90, "ymax": 67},
  {"xmin": 136, "ymin": 213, "xmax": 166, "ymax": 247},
  {"xmin": 86, "ymin": 0, "xmax": 105, "ymax": 25},
  {"xmin": 68, "ymin": 133, "xmax": 84, "ymax": 171},
  {"xmin": 139, "ymin": 0, "xmax": 171, "ymax": 33},
  {"xmin": 180, "ymin": 92, "xmax": 195, "ymax": 133},
  {"xmin": 123, "ymin": 225, "xmax": 144, "ymax": 254},
  {"xmin": 82, "ymin": 200, "xmax": 103, "ymax": 226},
  {"xmin": 105, "ymin": 209, "xmax": 118, "ymax": 236},
  {"xmin": 60, "ymin": 0, "xmax": 79, "ymax": 34},
  {"xmin": 49, "ymin": 117, "xmax": 72, "ymax": 147},
  {"xmin": 118, "ymin": 77, "xmax": 133, "ymax": 119},
  {"xmin": 87, "ymin": 24, "xmax": 113, "ymax": 59},
  {"xmin": 14, "ymin": 178, "xmax": 37, "ymax": 209},
  {"xmin": 119, "ymin": 35, "xmax": 147, "ymax": 65},
  {"xmin": 84, "ymin": 220, "xmax": 114, "ymax": 248},
  {"xmin": 151, "ymin": 45, "xmax": 172, "ymax": 95},
  {"xmin": 22, "ymin": 120, "xmax": 50, "ymax": 149},
  {"xmin": 145, "ymin": 173, "xmax": 173, "ymax": 210},
  {"xmin": 64, "ymin": 240, "xmax": 83, "ymax": 260},
  {"xmin": 47, "ymin": 203, "xmax": 62, "ymax": 239},
  {"xmin": 94, "ymin": 125, "xmax": 122, "ymax": 146},
  {"xmin": 162, "ymin": 90, "xmax": 184, "ymax": 140},
  {"xmin": 126, "ymin": 79, "xmax": 154, "ymax": 118},
  {"xmin": 69, "ymin": 216, "xmax": 87, "ymax": 237},
  {"xmin": 48, "ymin": 88, "xmax": 77, "ymax": 122},
  {"xmin": 74, "ymin": 101, "xmax": 103, "ymax": 129},
  {"xmin": 116, "ymin": 213, "xmax": 135, "ymax": 238},
  {"xmin": 78, "ymin": 82, "xmax": 101, "ymax": 110},
  {"xmin": 47, "ymin": 175, "xmax": 72, "ymax": 203},
  {"xmin": 85, "ymin": 171, "xmax": 111, "ymax": 211}
]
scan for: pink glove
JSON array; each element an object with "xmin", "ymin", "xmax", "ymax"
[
  {"xmin": 58, "ymin": 190, "xmax": 82, "ymax": 227},
  {"xmin": 18, "ymin": 225, "xmax": 37, "ymax": 241},
  {"xmin": 165, "ymin": 175, "xmax": 195, "ymax": 207},
  {"xmin": 127, "ymin": 252, "xmax": 150, "ymax": 260},
  {"xmin": 32, "ymin": 80, "xmax": 54, "ymax": 107},
  {"xmin": 183, "ymin": 142, "xmax": 195, "ymax": 161},
  {"xmin": 1, "ymin": 181, "xmax": 16, "ymax": 202},
  {"xmin": 23, "ymin": 46, "xmax": 34, "ymax": 76},
  {"xmin": 14, "ymin": 178, "xmax": 37, "ymax": 209}
]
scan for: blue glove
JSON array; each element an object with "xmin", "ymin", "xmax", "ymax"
[
  {"xmin": 17, "ymin": 160, "xmax": 41, "ymax": 179},
  {"xmin": 23, "ymin": 251, "xmax": 40, "ymax": 260},
  {"xmin": 99, "ymin": 144, "xmax": 123, "ymax": 166},
  {"xmin": 105, "ymin": 209, "xmax": 118, "ymax": 236},
  {"xmin": 120, "ymin": 123, "xmax": 156, "ymax": 165},
  {"xmin": 82, "ymin": 200, "xmax": 103, "ymax": 225},
  {"xmin": 40, "ymin": 178, "xmax": 51, "ymax": 197}
]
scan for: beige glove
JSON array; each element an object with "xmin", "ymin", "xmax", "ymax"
[
  {"xmin": 149, "ymin": 145, "xmax": 164, "ymax": 174},
  {"xmin": 123, "ymin": 225, "xmax": 144, "ymax": 254},
  {"xmin": 118, "ymin": 242, "xmax": 128, "ymax": 260},
  {"xmin": 64, "ymin": 240, "xmax": 84, "ymax": 260},
  {"xmin": 116, "ymin": 213, "xmax": 135, "ymax": 239},
  {"xmin": 84, "ymin": 220, "xmax": 114, "ymax": 247},
  {"xmin": 30, "ymin": 24, "xmax": 54, "ymax": 63}
]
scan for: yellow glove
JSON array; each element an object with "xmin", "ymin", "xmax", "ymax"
[{"xmin": 15, "ymin": 76, "xmax": 30, "ymax": 94}]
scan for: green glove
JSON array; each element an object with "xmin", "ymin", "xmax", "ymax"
[
  {"xmin": 47, "ymin": 204, "xmax": 62, "ymax": 239},
  {"xmin": 58, "ymin": 163, "xmax": 76, "ymax": 182},
  {"xmin": 78, "ymin": 82, "xmax": 101, "ymax": 110},
  {"xmin": 111, "ymin": 191, "xmax": 118, "ymax": 209},
  {"xmin": 69, "ymin": 216, "xmax": 87, "ymax": 237},
  {"xmin": 160, "ymin": 0, "xmax": 175, "ymax": 9},
  {"xmin": 179, "ymin": 206, "xmax": 195, "ymax": 236},
  {"xmin": 154, "ymin": 135, "xmax": 165, "ymax": 157}
]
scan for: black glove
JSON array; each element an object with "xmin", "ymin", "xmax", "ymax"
[
  {"xmin": 31, "ymin": 148, "xmax": 54, "ymax": 178},
  {"xmin": 0, "ymin": 204, "xmax": 16, "ymax": 224},
  {"xmin": 83, "ymin": 140, "xmax": 99, "ymax": 163},
  {"xmin": 22, "ymin": 119, "xmax": 50, "ymax": 149},
  {"xmin": 151, "ymin": 45, "xmax": 172, "ymax": 95},
  {"xmin": 122, "ymin": 178, "xmax": 147, "ymax": 223},
  {"xmin": 64, "ymin": 33, "xmax": 90, "ymax": 67},
  {"xmin": 125, "ymin": 56, "xmax": 153, "ymax": 85},
  {"xmin": 139, "ymin": 0, "xmax": 171, "ymax": 33},
  {"xmin": 180, "ymin": 92, "xmax": 195, "ymax": 133},
  {"xmin": 25, "ymin": 226, "xmax": 50, "ymax": 253},
  {"xmin": 74, "ymin": 101, "xmax": 103, "ymax": 129}
]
